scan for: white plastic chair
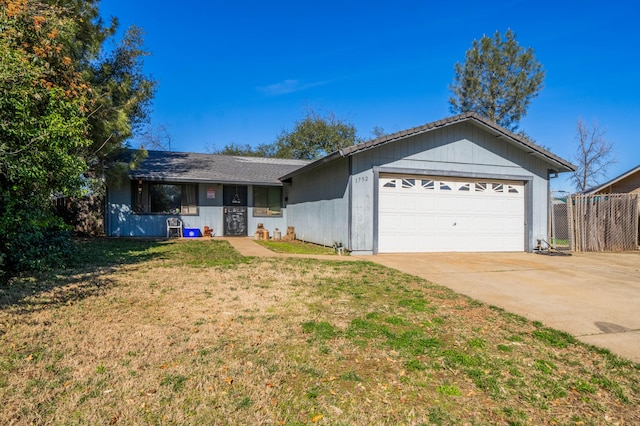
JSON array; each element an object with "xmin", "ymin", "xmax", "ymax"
[{"xmin": 166, "ymin": 217, "xmax": 183, "ymax": 238}]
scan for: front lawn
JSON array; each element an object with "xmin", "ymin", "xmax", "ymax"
[
  {"xmin": 0, "ymin": 239, "xmax": 638, "ymax": 425},
  {"xmin": 255, "ymin": 239, "xmax": 340, "ymax": 255}
]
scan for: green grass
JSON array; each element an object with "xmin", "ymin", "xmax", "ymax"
[
  {"xmin": 301, "ymin": 320, "xmax": 338, "ymax": 340},
  {"xmin": 71, "ymin": 237, "xmax": 248, "ymax": 269},
  {"xmin": 436, "ymin": 384, "xmax": 461, "ymax": 396},
  {"xmin": 1, "ymin": 238, "xmax": 639, "ymax": 425},
  {"xmin": 550, "ymin": 238, "xmax": 570, "ymax": 246},
  {"xmin": 255, "ymin": 239, "xmax": 340, "ymax": 255}
]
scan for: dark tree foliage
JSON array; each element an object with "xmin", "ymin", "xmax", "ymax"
[
  {"xmin": 211, "ymin": 110, "xmax": 359, "ymax": 160},
  {"xmin": 449, "ymin": 29, "xmax": 544, "ymax": 131},
  {"xmin": 0, "ymin": 0, "xmax": 155, "ymax": 278},
  {"xmin": 210, "ymin": 143, "xmax": 275, "ymax": 158},
  {"xmin": 272, "ymin": 110, "xmax": 358, "ymax": 160}
]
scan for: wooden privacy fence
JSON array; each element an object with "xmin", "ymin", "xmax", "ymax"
[{"xmin": 568, "ymin": 193, "xmax": 639, "ymax": 252}]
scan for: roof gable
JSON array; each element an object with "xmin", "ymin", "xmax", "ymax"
[
  {"xmin": 585, "ymin": 164, "xmax": 640, "ymax": 194},
  {"xmin": 280, "ymin": 113, "xmax": 576, "ymax": 181},
  {"xmin": 130, "ymin": 150, "xmax": 310, "ymax": 186}
]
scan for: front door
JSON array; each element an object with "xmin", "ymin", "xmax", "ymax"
[{"xmin": 223, "ymin": 185, "xmax": 248, "ymax": 236}]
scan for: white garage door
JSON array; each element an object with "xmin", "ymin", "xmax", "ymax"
[{"xmin": 378, "ymin": 175, "xmax": 525, "ymax": 252}]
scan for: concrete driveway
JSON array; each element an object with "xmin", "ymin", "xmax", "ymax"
[{"xmin": 367, "ymin": 251, "xmax": 640, "ymax": 363}]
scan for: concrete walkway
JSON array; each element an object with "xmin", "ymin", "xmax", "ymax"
[{"xmin": 221, "ymin": 237, "xmax": 640, "ymax": 362}]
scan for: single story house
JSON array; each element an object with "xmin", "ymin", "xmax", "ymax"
[
  {"xmin": 584, "ymin": 164, "xmax": 640, "ymax": 195},
  {"xmin": 584, "ymin": 164, "xmax": 640, "ymax": 244},
  {"xmin": 106, "ymin": 112, "xmax": 575, "ymax": 254},
  {"xmin": 105, "ymin": 152, "xmax": 309, "ymax": 238}
]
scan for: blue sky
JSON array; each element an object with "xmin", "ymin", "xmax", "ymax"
[{"xmin": 100, "ymin": 1, "xmax": 639, "ymax": 191}]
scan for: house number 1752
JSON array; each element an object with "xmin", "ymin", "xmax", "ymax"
[{"xmin": 355, "ymin": 176, "xmax": 369, "ymax": 183}]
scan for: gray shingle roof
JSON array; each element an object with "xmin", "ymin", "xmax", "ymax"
[
  {"xmin": 280, "ymin": 112, "xmax": 576, "ymax": 181},
  {"xmin": 129, "ymin": 151, "xmax": 309, "ymax": 186}
]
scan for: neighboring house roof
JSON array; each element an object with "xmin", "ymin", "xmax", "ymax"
[
  {"xmin": 129, "ymin": 150, "xmax": 310, "ymax": 186},
  {"xmin": 584, "ymin": 164, "xmax": 640, "ymax": 194},
  {"xmin": 280, "ymin": 112, "xmax": 576, "ymax": 181}
]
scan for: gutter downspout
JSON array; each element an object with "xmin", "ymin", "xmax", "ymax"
[{"xmin": 348, "ymin": 156, "xmax": 353, "ymax": 252}]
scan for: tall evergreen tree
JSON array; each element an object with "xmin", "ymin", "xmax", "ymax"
[{"xmin": 449, "ymin": 29, "xmax": 544, "ymax": 131}]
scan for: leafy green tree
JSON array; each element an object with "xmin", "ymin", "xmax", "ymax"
[
  {"xmin": 271, "ymin": 110, "xmax": 358, "ymax": 160},
  {"xmin": 1, "ymin": 2, "xmax": 90, "ymax": 275},
  {"xmin": 0, "ymin": 0, "xmax": 155, "ymax": 277},
  {"xmin": 210, "ymin": 110, "xmax": 359, "ymax": 160},
  {"xmin": 209, "ymin": 142, "xmax": 275, "ymax": 157},
  {"xmin": 449, "ymin": 29, "xmax": 545, "ymax": 131}
]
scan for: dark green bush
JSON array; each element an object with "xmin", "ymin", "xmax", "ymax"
[{"xmin": 0, "ymin": 195, "xmax": 76, "ymax": 280}]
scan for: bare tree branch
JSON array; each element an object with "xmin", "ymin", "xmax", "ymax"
[
  {"xmin": 138, "ymin": 124, "xmax": 172, "ymax": 151},
  {"xmin": 90, "ymin": 133, "xmax": 114, "ymax": 157},
  {"xmin": 571, "ymin": 118, "xmax": 615, "ymax": 192}
]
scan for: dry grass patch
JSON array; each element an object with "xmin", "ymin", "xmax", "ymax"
[{"xmin": 1, "ymin": 239, "xmax": 639, "ymax": 425}]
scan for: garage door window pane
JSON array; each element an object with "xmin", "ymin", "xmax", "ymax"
[
  {"xmin": 421, "ymin": 179, "xmax": 434, "ymax": 190},
  {"xmin": 440, "ymin": 182, "xmax": 452, "ymax": 191},
  {"xmin": 383, "ymin": 179, "xmax": 396, "ymax": 188},
  {"xmin": 402, "ymin": 179, "xmax": 415, "ymax": 188}
]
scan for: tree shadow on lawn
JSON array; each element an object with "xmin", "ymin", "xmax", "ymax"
[{"xmin": 0, "ymin": 238, "xmax": 165, "ymax": 314}]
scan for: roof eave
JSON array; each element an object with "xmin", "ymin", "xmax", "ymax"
[
  {"xmin": 280, "ymin": 113, "xmax": 577, "ymax": 179},
  {"xmin": 129, "ymin": 174, "xmax": 285, "ymax": 186},
  {"xmin": 279, "ymin": 151, "xmax": 344, "ymax": 182},
  {"xmin": 584, "ymin": 164, "xmax": 640, "ymax": 194},
  {"xmin": 466, "ymin": 117, "xmax": 577, "ymax": 173}
]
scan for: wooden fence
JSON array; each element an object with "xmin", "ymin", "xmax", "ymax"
[{"xmin": 569, "ymin": 193, "xmax": 639, "ymax": 252}]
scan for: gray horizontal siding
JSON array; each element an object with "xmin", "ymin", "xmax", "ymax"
[
  {"xmin": 348, "ymin": 122, "xmax": 553, "ymax": 253},
  {"xmin": 286, "ymin": 158, "xmax": 350, "ymax": 248},
  {"xmin": 107, "ymin": 182, "xmax": 287, "ymax": 237}
]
